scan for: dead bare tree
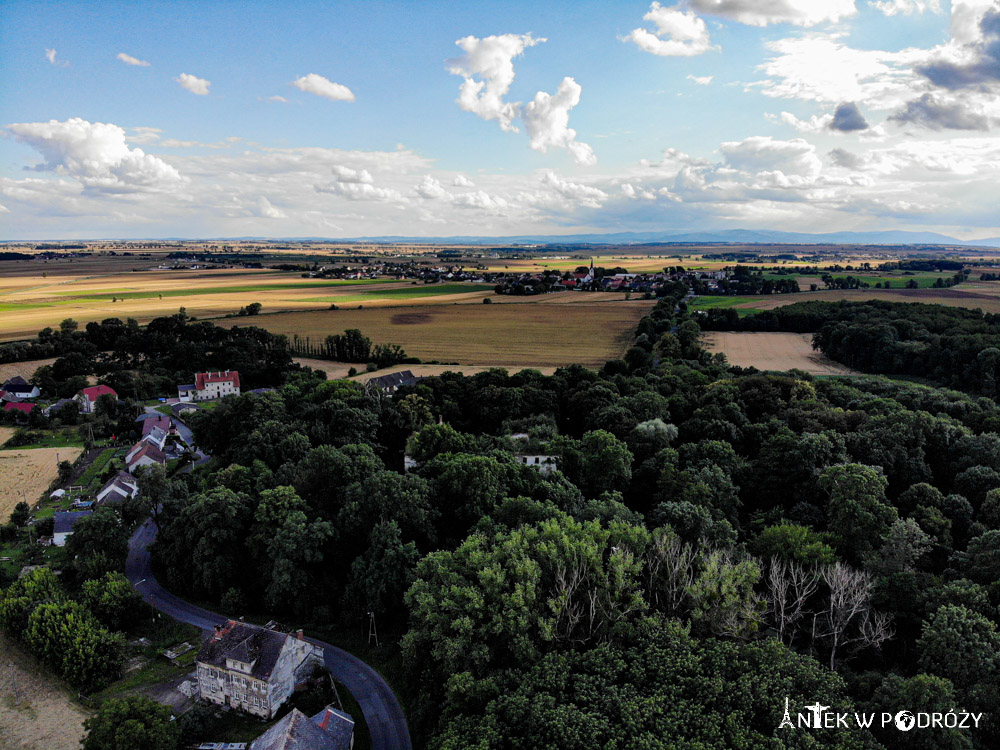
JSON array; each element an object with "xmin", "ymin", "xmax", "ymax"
[
  {"xmin": 644, "ymin": 528, "xmax": 696, "ymax": 617},
  {"xmin": 764, "ymin": 557, "xmax": 820, "ymax": 646},
  {"xmin": 816, "ymin": 562, "xmax": 893, "ymax": 669}
]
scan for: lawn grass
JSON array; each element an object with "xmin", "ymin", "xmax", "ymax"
[
  {"xmin": 75, "ymin": 447, "xmax": 117, "ymax": 488},
  {"xmin": 0, "ymin": 427, "xmax": 86, "ymax": 450}
]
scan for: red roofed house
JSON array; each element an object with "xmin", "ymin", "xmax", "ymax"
[
  {"xmin": 179, "ymin": 370, "xmax": 241, "ymax": 402},
  {"xmin": 4, "ymin": 402, "xmax": 35, "ymax": 418},
  {"xmin": 126, "ymin": 441, "xmax": 167, "ymax": 474},
  {"xmin": 75, "ymin": 385, "xmax": 118, "ymax": 414}
]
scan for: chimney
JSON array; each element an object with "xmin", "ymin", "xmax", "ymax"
[{"xmin": 295, "ymin": 629, "xmax": 304, "ymax": 641}]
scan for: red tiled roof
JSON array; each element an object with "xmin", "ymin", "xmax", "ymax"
[
  {"xmin": 79, "ymin": 385, "xmax": 117, "ymax": 401},
  {"xmin": 127, "ymin": 441, "xmax": 166, "ymax": 467},
  {"xmin": 4, "ymin": 402, "xmax": 34, "ymax": 414},
  {"xmin": 142, "ymin": 415, "xmax": 172, "ymax": 435},
  {"xmin": 195, "ymin": 370, "xmax": 240, "ymax": 390}
]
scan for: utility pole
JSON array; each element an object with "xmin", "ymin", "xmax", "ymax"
[{"xmin": 367, "ymin": 611, "xmax": 379, "ymax": 648}]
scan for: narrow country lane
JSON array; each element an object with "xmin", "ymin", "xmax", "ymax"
[{"xmin": 126, "ymin": 520, "xmax": 412, "ymax": 750}]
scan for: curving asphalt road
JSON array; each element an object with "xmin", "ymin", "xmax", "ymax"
[{"xmin": 126, "ymin": 520, "xmax": 412, "ymax": 750}]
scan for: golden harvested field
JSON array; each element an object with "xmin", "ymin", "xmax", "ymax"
[
  {"xmin": 0, "ymin": 267, "xmax": 504, "ymax": 341},
  {"xmin": 292, "ymin": 358, "xmax": 364, "ymax": 379},
  {"xmin": 0, "ymin": 447, "xmax": 83, "ymax": 519},
  {"xmin": 353, "ymin": 364, "xmax": 558, "ymax": 382},
  {"xmin": 703, "ymin": 332, "xmax": 859, "ymax": 375},
  {"xmin": 0, "ymin": 631, "xmax": 91, "ymax": 750},
  {"xmin": 0, "ymin": 359, "xmax": 57, "ymax": 382},
  {"xmin": 0, "ymin": 427, "xmax": 15, "ymax": 447},
  {"xmin": 229, "ymin": 300, "xmax": 654, "ymax": 368}
]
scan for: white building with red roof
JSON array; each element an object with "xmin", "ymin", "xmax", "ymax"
[
  {"xmin": 178, "ymin": 370, "xmax": 241, "ymax": 401},
  {"xmin": 74, "ymin": 384, "xmax": 118, "ymax": 414}
]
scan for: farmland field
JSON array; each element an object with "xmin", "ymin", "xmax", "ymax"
[
  {"xmin": 696, "ymin": 285, "xmax": 1000, "ymax": 316},
  {"xmin": 703, "ymin": 332, "xmax": 859, "ymax": 375},
  {"xmin": 0, "ymin": 359, "xmax": 58, "ymax": 382},
  {"xmin": 226, "ymin": 300, "xmax": 655, "ymax": 368},
  {"xmin": 0, "ymin": 447, "xmax": 83, "ymax": 519},
  {"xmin": 0, "ymin": 631, "xmax": 90, "ymax": 750},
  {"xmin": 0, "ymin": 427, "xmax": 14, "ymax": 447}
]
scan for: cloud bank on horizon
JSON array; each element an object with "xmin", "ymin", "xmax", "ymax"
[{"xmin": 2, "ymin": 0, "xmax": 1000, "ymax": 239}]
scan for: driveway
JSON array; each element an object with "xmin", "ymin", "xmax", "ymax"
[{"xmin": 126, "ymin": 520, "xmax": 412, "ymax": 750}]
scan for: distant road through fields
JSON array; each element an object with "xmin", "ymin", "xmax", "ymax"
[{"xmin": 126, "ymin": 520, "xmax": 412, "ymax": 750}]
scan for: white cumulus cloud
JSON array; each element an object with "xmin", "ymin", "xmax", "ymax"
[
  {"xmin": 721, "ymin": 135, "xmax": 823, "ymax": 178},
  {"xmin": 688, "ymin": 74, "xmax": 714, "ymax": 85},
  {"xmin": 452, "ymin": 174, "xmax": 475, "ymax": 187},
  {"xmin": 447, "ymin": 33, "xmax": 544, "ymax": 132},
  {"xmin": 292, "ymin": 73, "xmax": 355, "ymax": 102},
  {"xmin": 117, "ymin": 52, "xmax": 150, "ymax": 66},
  {"xmin": 522, "ymin": 77, "xmax": 596, "ymax": 166},
  {"xmin": 331, "ymin": 165, "xmax": 373, "ymax": 183},
  {"xmin": 870, "ymin": 0, "xmax": 941, "ymax": 15},
  {"xmin": 623, "ymin": 3, "xmax": 714, "ymax": 57},
  {"xmin": 257, "ymin": 196, "xmax": 286, "ymax": 218},
  {"xmin": 176, "ymin": 73, "xmax": 210, "ymax": 95},
  {"xmin": 689, "ymin": 0, "xmax": 857, "ymax": 27},
  {"xmin": 415, "ymin": 175, "xmax": 450, "ymax": 199},
  {"xmin": 4, "ymin": 117, "xmax": 183, "ymax": 192},
  {"xmin": 541, "ymin": 170, "xmax": 608, "ymax": 207}
]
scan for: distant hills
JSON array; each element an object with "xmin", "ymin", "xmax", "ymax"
[
  {"xmin": 25, "ymin": 229, "xmax": 1000, "ymax": 247},
  {"xmin": 195, "ymin": 229, "xmax": 1000, "ymax": 247}
]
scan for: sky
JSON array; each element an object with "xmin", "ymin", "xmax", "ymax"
[{"xmin": 2, "ymin": 0, "xmax": 1000, "ymax": 240}]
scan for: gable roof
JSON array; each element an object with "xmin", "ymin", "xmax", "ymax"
[
  {"xmin": 171, "ymin": 402, "xmax": 202, "ymax": 415},
  {"xmin": 98, "ymin": 471, "xmax": 138, "ymax": 501},
  {"xmin": 195, "ymin": 370, "xmax": 241, "ymax": 390},
  {"xmin": 79, "ymin": 384, "xmax": 117, "ymax": 402},
  {"xmin": 4, "ymin": 402, "xmax": 34, "ymax": 414},
  {"xmin": 368, "ymin": 370, "xmax": 418, "ymax": 390},
  {"xmin": 311, "ymin": 706, "xmax": 355, "ymax": 749},
  {"xmin": 127, "ymin": 441, "xmax": 166, "ymax": 469},
  {"xmin": 196, "ymin": 620, "xmax": 290, "ymax": 681},
  {"xmin": 53, "ymin": 510, "xmax": 93, "ymax": 534},
  {"xmin": 249, "ymin": 708, "xmax": 351, "ymax": 750},
  {"xmin": 45, "ymin": 398, "xmax": 77, "ymax": 414},
  {"xmin": 1, "ymin": 376, "xmax": 35, "ymax": 394}
]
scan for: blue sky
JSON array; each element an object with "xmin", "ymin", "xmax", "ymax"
[{"xmin": 2, "ymin": 0, "xmax": 999, "ymax": 239}]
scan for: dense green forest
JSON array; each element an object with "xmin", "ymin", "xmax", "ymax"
[
  {"xmin": 698, "ymin": 298, "xmax": 1000, "ymax": 397},
  {"xmin": 3, "ymin": 291, "xmax": 1000, "ymax": 748}
]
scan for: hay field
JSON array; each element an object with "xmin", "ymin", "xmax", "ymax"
[
  {"xmin": 0, "ymin": 631, "xmax": 91, "ymax": 750},
  {"xmin": 0, "ymin": 427, "xmax": 15, "ymax": 447},
  {"xmin": 0, "ymin": 359, "xmax": 57, "ymax": 382},
  {"xmin": 228, "ymin": 300, "xmax": 654, "ymax": 368},
  {"xmin": 703, "ymin": 332, "xmax": 859, "ymax": 375},
  {"xmin": 0, "ymin": 447, "xmax": 82, "ymax": 519},
  {"xmin": 0, "ymin": 269, "xmax": 502, "ymax": 341}
]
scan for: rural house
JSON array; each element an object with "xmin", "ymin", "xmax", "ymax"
[
  {"xmin": 96, "ymin": 471, "xmax": 139, "ymax": 505},
  {"xmin": 248, "ymin": 705, "xmax": 355, "ymax": 750},
  {"xmin": 53, "ymin": 510, "xmax": 93, "ymax": 546},
  {"xmin": 126, "ymin": 441, "xmax": 167, "ymax": 473},
  {"xmin": 1, "ymin": 375, "xmax": 40, "ymax": 400},
  {"xmin": 75, "ymin": 384, "xmax": 118, "ymax": 414},
  {"xmin": 196, "ymin": 620, "xmax": 324, "ymax": 720},
  {"xmin": 43, "ymin": 398, "xmax": 78, "ymax": 417},
  {"xmin": 178, "ymin": 370, "xmax": 241, "ymax": 401},
  {"xmin": 367, "ymin": 369, "xmax": 419, "ymax": 395}
]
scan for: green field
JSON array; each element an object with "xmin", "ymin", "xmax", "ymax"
[
  {"xmin": 50, "ymin": 278, "xmax": 388, "ymax": 301},
  {"xmin": 688, "ymin": 296, "xmax": 764, "ymax": 316},
  {"xmin": 302, "ymin": 283, "xmax": 486, "ymax": 303}
]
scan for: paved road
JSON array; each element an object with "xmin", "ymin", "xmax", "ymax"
[{"xmin": 126, "ymin": 520, "xmax": 412, "ymax": 750}]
